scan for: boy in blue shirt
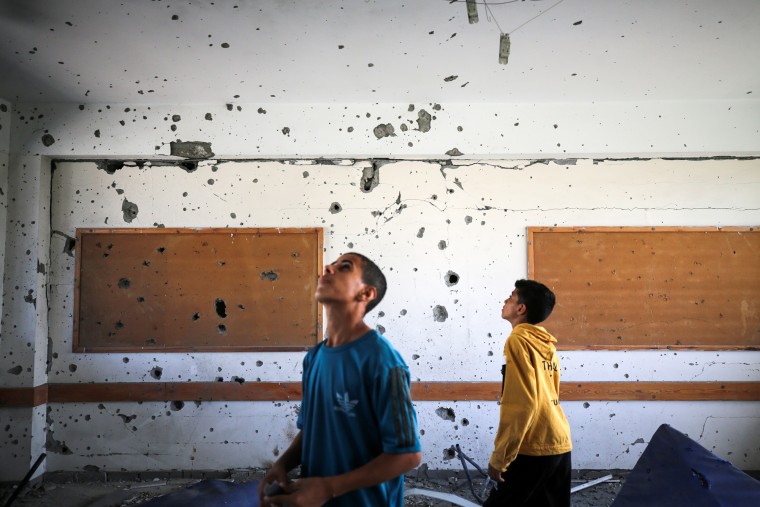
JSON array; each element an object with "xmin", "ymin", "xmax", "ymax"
[{"xmin": 259, "ymin": 252, "xmax": 421, "ymax": 506}]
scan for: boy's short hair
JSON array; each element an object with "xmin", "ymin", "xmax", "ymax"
[
  {"xmin": 514, "ymin": 279, "xmax": 556, "ymax": 324},
  {"xmin": 348, "ymin": 252, "xmax": 387, "ymax": 315}
]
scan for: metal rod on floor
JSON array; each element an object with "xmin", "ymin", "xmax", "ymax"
[
  {"xmin": 2, "ymin": 452, "xmax": 47, "ymax": 507},
  {"xmin": 570, "ymin": 474, "xmax": 614, "ymax": 494}
]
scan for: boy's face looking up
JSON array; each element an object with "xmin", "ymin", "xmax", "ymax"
[
  {"xmin": 501, "ymin": 288, "xmax": 526, "ymax": 324},
  {"xmin": 316, "ymin": 253, "xmax": 375, "ymax": 308}
]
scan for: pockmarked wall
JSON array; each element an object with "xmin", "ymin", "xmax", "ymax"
[
  {"xmin": 39, "ymin": 157, "xmax": 760, "ymax": 474},
  {"xmin": 1, "ymin": 101, "xmax": 759, "ymax": 480}
]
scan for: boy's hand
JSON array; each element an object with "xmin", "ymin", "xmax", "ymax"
[
  {"xmin": 258, "ymin": 463, "xmax": 290, "ymax": 505},
  {"xmin": 488, "ymin": 463, "xmax": 505, "ymax": 483},
  {"xmin": 267, "ymin": 477, "xmax": 335, "ymax": 507}
]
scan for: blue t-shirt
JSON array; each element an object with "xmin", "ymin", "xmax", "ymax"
[{"xmin": 297, "ymin": 330, "xmax": 421, "ymax": 506}]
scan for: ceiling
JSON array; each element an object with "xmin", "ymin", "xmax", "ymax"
[{"xmin": 0, "ymin": 0, "xmax": 758, "ymax": 106}]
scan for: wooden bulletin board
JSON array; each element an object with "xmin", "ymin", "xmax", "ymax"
[
  {"xmin": 74, "ymin": 228, "xmax": 323, "ymax": 352},
  {"xmin": 528, "ymin": 227, "xmax": 760, "ymax": 349}
]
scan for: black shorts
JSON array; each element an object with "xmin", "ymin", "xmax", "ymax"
[{"xmin": 483, "ymin": 451, "xmax": 571, "ymax": 507}]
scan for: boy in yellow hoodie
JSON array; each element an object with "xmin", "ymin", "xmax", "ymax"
[{"xmin": 485, "ymin": 279, "xmax": 572, "ymax": 507}]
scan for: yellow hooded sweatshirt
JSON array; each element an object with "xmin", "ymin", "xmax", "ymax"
[{"xmin": 489, "ymin": 323, "xmax": 572, "ymax": 472}]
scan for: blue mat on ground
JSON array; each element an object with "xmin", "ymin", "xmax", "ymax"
[
  {"xmin": 611, "ymin": 424, "xmax": 760, "ymax": 507},
  {"xmin": 138, "ymin": 479, "xmax": 259, "ymax": 507}
]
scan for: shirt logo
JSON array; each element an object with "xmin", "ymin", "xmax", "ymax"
[{"xmin": 334, "ymin": 392, "xmax": 358, "ymax": 417}]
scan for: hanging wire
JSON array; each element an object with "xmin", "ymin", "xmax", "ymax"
[
  {"xmin": 450, "ymin": 0, "xmax": 566, "ymax": 34},
  {"xmin": 509, "ymin": 0, "xmax": 566, "ymax": 34}
]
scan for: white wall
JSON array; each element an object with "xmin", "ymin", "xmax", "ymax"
[
  {"xmin": 1, "ymin": 100, "xmax": 759, "ymax": 480},
  {"xmin": 0, "ymin": 99, "xmax": 9, "ymax": 332},
  {"xmin": 42, "ymin": 157, "xmax": 760, "ymax": 474}
]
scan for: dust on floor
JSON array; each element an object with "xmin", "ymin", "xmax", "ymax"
[{"xmin": 0, "ymin": 469, "xmax": 625, "ymax": 507}]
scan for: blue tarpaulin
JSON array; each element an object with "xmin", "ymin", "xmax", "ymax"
[
  {"xmin": 611, "ymin": 424, "xmax": 760, "ymax": 507},
  {"xmin": 138, "ymin": 479, "xmax": 260, "ymax": 507}
]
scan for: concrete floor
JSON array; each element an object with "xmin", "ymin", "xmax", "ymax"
[{"xmin": 0, "ymin": 469, "xmax": 625, "ymax": 506}]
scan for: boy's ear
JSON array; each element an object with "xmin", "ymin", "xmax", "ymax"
[
  {"xmin": 516, "ymin": 303, "xmax": 527, "ymax": 315},
  {"xmin": 357, "ymin": 286, "xmax": 377, "ymax": 304}
]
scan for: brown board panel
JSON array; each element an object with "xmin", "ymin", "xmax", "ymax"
[
  {"xmin": 74, "ymin": 228, "xmax": 323, "ymax": 352},
  {"xmin": 528, "ymin": 227, "xmax": 760, "ymax": 349},
  {"xmin": 5, "ymin": 381, "xmax": 760, "ymax": 407}
]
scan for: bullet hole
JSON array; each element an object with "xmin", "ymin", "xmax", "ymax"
[
  {"xmin": 400, "ymin": 309, "xmax": 407, "ymax": 316},
  {"xmin": 226, "ymin": 104, "xmax": 233, "ymax": 111},
  {"xmin": 8, "ymin": 365, "xmax": 22, "ymax": 375},
  {"xmin": 446, "ymin": 148, "xmax": 463, "ymax": 156},
  {"xmin": 123, "ymin": 357, "xmax": 129, "ymax": 363},
  {"xmin": 115, "ymin": 320, "xmax": 124, "ymax": 330},
  {"xmin": 303, "ymin": 171, "xmax": 309, "ymax": 178},
  {"xmin": 347, "ymin": 126, "xmax": 354, "ymax": 132},
  {"xmin": 68, "ymin": 364, "xmax": 77, "ymax": 372},
  {"xmin": 0, "ymin": 104, "xmax": 7, "ymax": 112},
  {"xmin": 260, "ymin": 270, "xmax": 279, "ymax": 281},
  {"xmin": 192, "ymin": 312, "xmax": 200, "ymax": 321},
  {"xmin": 573, "ymin": 20, "xmax": 582, "ymax": 25},
  {"xmin": 436, "ymin": 406, "xmax": 456, "ymax": 421},
  {"xmin": 583, "ymin": 402, "xmax": 590, "ymax": 408},
  {"xmin": 377, "ymin": 324, "xmax": 386, "ymax": 334},
  {"xmin": 461, "ymin": 418, "xmax": 469, "ymax": 426},
  {"xmin": 221, "ymin": 42, "xmax": 230, "ymax": 48},
  {"xmin": 416, "ymin": 110, "xmax": 432, "ymax": 132},
  {"xmin": 465, "ymin": 216, "xmax": 473, "ymax": 224},
  {"xmin": 217, "ymin": 324, "xmax": 227, "ymax": 335},
  {"xmin": 180, "ymin": 161, "xmax": 198, "ymax": 172},
  {"xmin": 444, "ymin": 75, "xmax": 458, "ymax": 82},
  {"xmin": 118, "ymin": 278, "xmax": 130, "ymax": 289},
  {"xmin": 171, "ymin": 114, "xmax": 181, "ymax": 122},
  {"xmin": 361, "ymin": 165, "xmax": 379, "ymax": 192},
  {"xmin": 445, "ymin": 271, "xmax": 459, "ymax": 286},
  {"xmin": 373, "ymin": 123, "xmax": 395, "ymax": 139},
  {"xmin": 203, "ymin": 112, "xmax": 213, "ymax": 121},
  {"xmin": 24, "ymin": 290, "xmax": 36, "ymax": 307},
  {"xmin": 329, "ymin": 202, "xmax": 342, "ymax": 214},
  {"xmin": 443, "ymin": 446, "xmax": 457, "ymax": 460},
  {"xmin": 207, "ymin": 179, "xmax": 215, "ymax": 185},
  {"xmin": 438, "ymin": 240, "xmax": 447, "ymax": 250},
  {"xmin": 172, "ymin": 14, "xmax": 179, "ymax": 20},
  {"xmin": 215, "ymin": 377, "xmax": 224, "ymax": 382},
  {"xmin": 146, "ymin": 338, "xmax": 157, "ymax": 345},
  {"xmin": 41, "ymin": 134, "xmax": 55, "ymax": 146},
  {"xmin": 412, "ymin": 354, "xmax": 420, "ymax": 360},
  {"xmin": 122, "ymin": 199, "xmax": 139, "ymax": 223},
  {"xmin": 613, "ymin": 363, "xmax": 619, "ymax": 368},
  {"xmin": 256, "ymin": 360, "xmax": 263, "ymax": 367},
  {"xmin": 97, "ymin": 160, "xmax": 125, "ymax": 174},
  {"xmin": 433, "ymin": 305, "xmax": 448, "ymax": 322},
  {"xmin": 60, "ymin": 235, "xmax": 76, "ymax": 256},
  {"xmin": 433, "ymin": 104, "xmax": 442, "ymax": 111},
  {"xmin": 151, "ymin": 367, "xmax": 163, "ymax": 379},
  {"xmin": 416, "ymin": 227, "xmax": 425, "ymax": 238},
  {"xmin": 118, "ymin": 414, "xmax": 136, "ymax": 423},
  {"xmin": 232, "ymin": 376, "xmax": 245, "ymax": 384},
  {"xmin": 215, "ymin": 299, "xmax": 227, "ymax": 318},
  {"xmin": 94, "ymin": 129, "xmax": 100, "ymax": 138},
  {"xmin": 282, "ymin": 127, "xmax": 290, "ymax": 136},
  {"xmin": 457, "ymin": 126, "xmax": 463, "ymax": 132}
]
